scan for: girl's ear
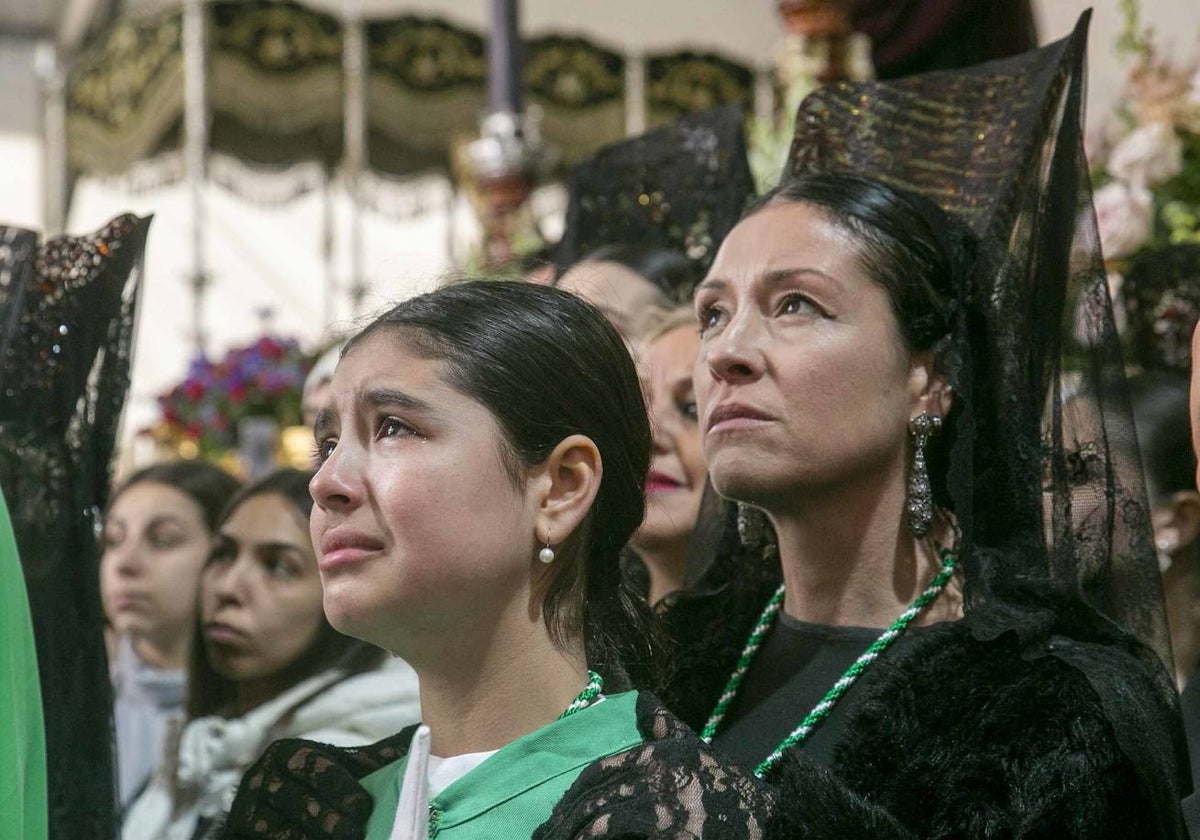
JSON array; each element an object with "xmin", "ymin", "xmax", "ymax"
[{"xmin": 532, "ymin": 434, "xmax": 602, "ymax": 550}]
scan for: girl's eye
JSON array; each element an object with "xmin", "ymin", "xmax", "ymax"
[
  {"xmin": 377, "ymin": 416, "xmax": 415, "ymax": 440},
  {"xmin": 313, "ymin": 437, "xmax": 337, "ymax": 464},
  {"xmin": 681, "ymin": 399, "xmax": 699, "ymax": 422}
]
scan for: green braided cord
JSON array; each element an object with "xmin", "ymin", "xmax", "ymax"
[
  {"xmin": 558, "ymin": 670, "xmax": 604, "ymax": 720},
  {"xmin": 753, "ymin": 551, "xmax": 957, "ymax": 777},
  {"xmin": 700, "ymin": 584, "xmax": 787, "ymax": 742}
]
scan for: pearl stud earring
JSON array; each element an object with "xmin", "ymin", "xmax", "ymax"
[{"xmin": 539, "ymin": 538, "xmax": 555, "ymax": 564}]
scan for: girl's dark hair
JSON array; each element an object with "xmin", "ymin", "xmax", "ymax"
[
  {"xmin": 1129, "ymin": 371, "xmax": 1197, "ymax": 502},
  {"xmin": 187, "ymin": 468, "xmax": 384, "ymax": 719},
  {"xmin": 751, "ymin": 173, "xmax": 977, "ymax": 510},
  {"xmin": 576, "ymin": 243, "xmax": 702, "ymax": 304},
  {"xmin": 346, "ymin": 280, "xmax": 659, "ymax": 688},
  {"xmin": 108, "ymin": 460, "xmax": 242, "ymax": 533}
]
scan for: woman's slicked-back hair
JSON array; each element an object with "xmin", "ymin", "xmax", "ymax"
[
  {"xmin": 109, "ymin": 460, "xmax": 242, "ymax": 533},
  {"xmin": 749, "ymin": 172, "xmax": 977, "ymax": 511},
  {"xmin": 345, "ymin": 280, "xmax": 658, "ymax": 687},
  {"xmin": 187, "ymin": 468, "xmax": 384, "ymax": 719}
]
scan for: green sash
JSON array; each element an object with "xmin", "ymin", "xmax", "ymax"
[{"xmin": 362, "ymin": 690, "xmax": 641, "ymax": 838}]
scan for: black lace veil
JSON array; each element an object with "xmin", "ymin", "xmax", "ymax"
[
  {"xmin": 554, "ymin": 104, "xmax": 756, "ymax": 293},
  {"xmin": 0, "ymin": 214, "xmax": 150, "ymax": 839},
  {"xmin": 776, "ymin": 13, "xmax": 1168, "ymax": 668}
]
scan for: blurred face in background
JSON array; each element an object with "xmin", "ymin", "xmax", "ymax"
[
  {"xmin": 557, "ymin": 260, "xmax": 670, "ymax": 342},
  {"xmin": 101, "ymin": 481, "xmax": 214, "ymax": 668},
  {"xmin": 632, "ymin": 323, "xmax": 706, "ymax": 567},
  {"xmin": 200, "ymin": 492, "xmax": 325, "ymax": 708}
]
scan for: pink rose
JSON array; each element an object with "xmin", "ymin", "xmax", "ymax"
[
  {"xmin": 1094, "ymin": 181, "xmax": 1153, "ymax": 260},
  {"xmin": 1106, "ymin": 122, "xmax": 1183, "ymax": 188}
]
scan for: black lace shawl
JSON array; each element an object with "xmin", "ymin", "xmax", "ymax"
[
  {"xmin": 0, "ymin": 214, "xmax": 150, "ymax": 839},
  {"xmin": 553, "ymin": 104, "xmax": 755, "ymax": 296},
  {"xmin": 219, "ymin": 692, "xmax": 776, "ymax": 839},
  {"xmin": 665, "ymin": 11, "xmax": 1190, "ymax": 836}
]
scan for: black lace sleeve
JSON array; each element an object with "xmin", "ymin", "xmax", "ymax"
[
  {"xmin": 0, "ymin": 214, "xmax": 149, "ymax": 840},
  {"xmin": 535, "ymin": 694, "xmax": 778, "ymax": 839},
  {"xmin": 220, "ymin": 727, "xmax": 416, "ymax": 839}
]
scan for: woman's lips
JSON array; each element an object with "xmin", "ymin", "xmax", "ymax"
[
  {"xmin": 706, "ymin": 402, "xmax": 775, "ymax": 434},
  {"xmin": 646, "ymin": 471, "xmax": 685, "ymax": 493},
  {"xmin": 203, "ymin": 622, "xmax": 247, "ymax": 646},
  {"xmin": 110, "ymin": 592, "xmax": 150, "ymax": 612}
]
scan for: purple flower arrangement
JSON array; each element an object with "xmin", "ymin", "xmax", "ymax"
[{"xmin": 158, "ymin": 336, "xmax": 310, "ymax": 455}]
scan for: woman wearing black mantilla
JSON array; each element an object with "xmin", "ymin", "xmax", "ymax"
[{"xmin": 660, "ymin": 14, "xmax": 1191, "ymax": 838}]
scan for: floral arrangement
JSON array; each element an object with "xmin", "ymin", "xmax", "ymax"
[
  {"xmin": 1089, "ymin": 6, "xmax": 1200, "ymax": 261},
  {"xmin": 157, "ymin": 336, "xmax": 309, "ymax": 456}
]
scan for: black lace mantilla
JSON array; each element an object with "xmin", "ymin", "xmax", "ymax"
[
  {"xmin": 0, "ymin": 214, "xmax": 150, "ymax": 840},
  {"xmin": 554, "ymin": 104, "xmax": 756, "ymax": 289},
  {"xmin": 221, "ymin": 693, "xmax": 776, "ymax": 839}
]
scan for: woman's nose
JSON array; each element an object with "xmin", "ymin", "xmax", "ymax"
[
  {"xmin": 106, "ymin": 540, "xmax": 142, "ymax": 577},
  {"xmin": 209, "ymin": 557, "xmax": 250, "ymax": 605},
  {"xmin": 703, "ymin": 312, "xmax": 766, "ymax": 386}
]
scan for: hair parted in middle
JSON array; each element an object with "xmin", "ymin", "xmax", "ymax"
[{"xmin": 346, "ymin": 280, "xmax": 661, "ymax": 687}]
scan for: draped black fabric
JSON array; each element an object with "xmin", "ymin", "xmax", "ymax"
[
  {"xmin": 554, "ymin": 105, "xmax": 756, "ymax": 295},
  {"xmin": 0, "ymin": 215, "xmax": 150, "ymax": 839}
]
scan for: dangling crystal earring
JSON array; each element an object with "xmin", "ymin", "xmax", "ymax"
[
  {"xmin": 907, "ymin": 413, "xmax": 942, "ymax": 538},
  {"xmin": 737, "ymin": 503, "xmax": 765, "ymax": 548},
  {"xmin": 538, "ymin": 536, "xmax": 555, "ymax": 564}
]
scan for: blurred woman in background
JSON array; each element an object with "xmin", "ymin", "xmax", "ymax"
[
  {"xmin": 627, "ymin": 307, "xmax": 707, "ymax": 604},
  {"xmin": 556, "ymin": 244, "xmax": 699, "ymax": 343},
  {"xmin": 101, "ymin": 460, "xmax": 241, "ymax": 808},
  {"xmin": 122, "ymin": 468, "xmax": 419, "ymax": 840}
]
